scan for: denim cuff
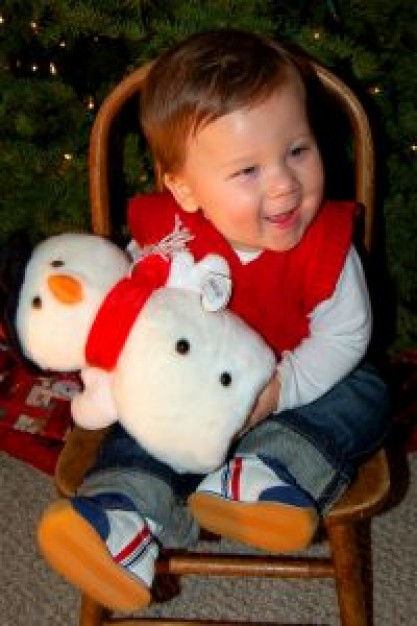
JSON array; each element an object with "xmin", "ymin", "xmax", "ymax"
[{"xmin": 235, "ymin": 418, "xmax": 352, "ymax": 513}]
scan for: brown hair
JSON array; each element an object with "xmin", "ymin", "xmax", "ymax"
[{"xmin": 140, "ymin": 29, "xmax": 322, "ymax": 177}]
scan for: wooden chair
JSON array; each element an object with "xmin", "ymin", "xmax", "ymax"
[{"xmin": 55, "ymin": 60, "xmax": 390, "ymax": 626}]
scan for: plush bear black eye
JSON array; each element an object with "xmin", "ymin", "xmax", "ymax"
[
  {"xmin": 32, "ymin": 296, "xmax": 42, "ymax": 309},
  {"xmin": 220, "ymin": 372, "xmax": 232, "ymax": 387},
  {"xmin": 50, "ymin": 259, "xmax": 64, "ymax": 267},
  {"xmin": 175, "ymin": 338, "xmax": 190, "ymax": 354}
]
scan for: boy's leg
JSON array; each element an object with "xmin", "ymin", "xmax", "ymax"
[
  {"xmin": 38, "ymin": 424, "xmax": 200, "ymax": 612},
  {"xmin": 190, "ymin": 361, "xmax": 390, "ymax": 551}
]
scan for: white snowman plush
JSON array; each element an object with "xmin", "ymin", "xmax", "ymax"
[{"xmin": 4, "ymin": 232, "xmax": 276, "ymax": 473}]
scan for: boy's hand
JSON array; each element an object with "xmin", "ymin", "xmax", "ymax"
[{"xmin": 238, "ymin": 371, "xmax": 280, "ymax": 436}]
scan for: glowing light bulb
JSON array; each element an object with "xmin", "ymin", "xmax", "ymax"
[{"xmin": 370, "ymin": 85, "xmax": 382, "ymax": 95}]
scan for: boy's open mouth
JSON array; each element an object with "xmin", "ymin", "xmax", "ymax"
[{"xmin": 265, "ymin": 207, "xmax": 299, "ymax": 227}]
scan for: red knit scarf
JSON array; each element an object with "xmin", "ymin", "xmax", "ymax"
[{"xmin": 85, "ymin": 254, "xmax": 170, "ymax": 370}]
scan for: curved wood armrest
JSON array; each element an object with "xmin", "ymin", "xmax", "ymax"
[
  {"xmin": 55, "ymin": 426, "xmax": 110, "ymax": 497},
  {"xmin": 326, "ymin": 449, "xmax": 390, "ymax": 525}
]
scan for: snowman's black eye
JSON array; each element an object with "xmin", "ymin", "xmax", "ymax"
[
  {"xmin": 51, "ymin": 259, "xmax": 64, "ymax": 267},
  {"xmin": 32, "ymin": 296, "xmax": 42, "ymax": 309},
  {"xmin": 220, "ymin": 372, "xmax": 232, "ymax": 387},
  {"xmin": 175, "ymin": 338, "xmax": 190, "ymax": 354}
]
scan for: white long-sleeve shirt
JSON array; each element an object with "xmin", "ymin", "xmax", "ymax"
[{"xmin": 236, "ymin": 245, "xmax": 372, "ymax": 413}]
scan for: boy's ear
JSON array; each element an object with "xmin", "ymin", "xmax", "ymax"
[{"xmin": 163, "ymin": 173, "xmax": 199, "ymax": 213}]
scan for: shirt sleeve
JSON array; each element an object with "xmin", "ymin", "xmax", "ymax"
[{"xmin": 276, "ymin": 246, "xmax": 372, "ymax": 412}]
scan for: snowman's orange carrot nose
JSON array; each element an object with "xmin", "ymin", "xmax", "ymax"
[{"xmin": 47, "ymin": 274, "xmax": 83, "ymax": 304}]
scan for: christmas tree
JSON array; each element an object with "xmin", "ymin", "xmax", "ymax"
[{"xmin": 1, "ymin": 0, "xmax": 416, "ymax": 349}]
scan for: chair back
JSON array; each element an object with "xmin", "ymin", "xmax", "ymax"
[{"xmin": 89, "ymin": 60, "xmax": 375, "ymax": 251}]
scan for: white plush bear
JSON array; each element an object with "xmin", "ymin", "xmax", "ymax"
[{"xmin": 6, "ymin": 232, "xmax": 276, "ymax": 473}]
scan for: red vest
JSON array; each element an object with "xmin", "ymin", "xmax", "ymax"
[{"xmin": 128, "ymin": 192, "xmax": 355, "ymax": 357}]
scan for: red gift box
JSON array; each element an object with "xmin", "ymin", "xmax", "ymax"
[{"xmin": 0, "ymin": 340, "xmax": 81, "ymax": 474}]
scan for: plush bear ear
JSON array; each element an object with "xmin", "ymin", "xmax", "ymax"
[
  {"xmin": 167, "ymin": 251, "xmax": 232, "ymax": 312},
  {"xmin": 200, "ymin": 271, "xmax": 232, "ymax": 312}
]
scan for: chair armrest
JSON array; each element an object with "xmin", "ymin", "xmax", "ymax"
[
  {"xmin": 55, "ymin": 426, "xmax": 110, "ymax": 497},
  {"xmin": 326, "ymin": 449, "xmax": 390, "ymax": 525}
]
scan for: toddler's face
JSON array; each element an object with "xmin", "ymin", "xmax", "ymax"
[{"xmin": 165, "ymin": 76, "xmax": 325, "ymax": 252}]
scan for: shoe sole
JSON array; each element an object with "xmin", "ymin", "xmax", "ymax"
[
  {"xmin": 189, "ymin": 492, "xmax": 317, "ymax": 552},
  {"xmin": 37, "ymin": 499, "xmax": 151, "ymax": 611}
]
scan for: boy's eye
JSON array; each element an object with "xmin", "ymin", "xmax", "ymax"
[
  {"xmin": 232, "ymin": 165, "xmax": 258, "ymax": 178},
  {"xmin": 290, "ymin": 144, "xmax": 309, "ymax": 158}
]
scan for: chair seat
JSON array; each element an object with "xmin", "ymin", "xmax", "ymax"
[
  {"xmin": 56, "ymin": 426, "xmax": 389, "ymax": 527},
  {"xmin": 326, "ymin": 448, "xmax": 389, "ymax": 524},
  {"xmin": 55, "ymin": 426, "xmax": 390, "ymax": 626}
]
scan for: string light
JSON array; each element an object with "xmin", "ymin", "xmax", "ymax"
[
  {"xmin": 59, "ymin": 40, "xmax": 66, "ymax": 48},
  {"xmin": 369, "ymin": 85, "xmax": 382, "ymax": 95},
  {"xmin": 313, "ymin": 31, "xmax": 322, "ymax": 40},
  {"xmin": 30, "ymin": 21, "xmax": 39, "ymax": 32},
  {"xmin": 63, "ymin": 153, "xmax": 73, "ymax": 161},
  {"xmin": 0, "ymin": 15, "xmax": 4, "ymax": 24},
  {"xmin": 411, "ymin": 143, "xmax": 417, "ymax": 153},
  {"xmin": 31, "ymin": 63, "xmax": 38, "ymax": 72},
  {"xmin": 49, "ymin": 62, "xmax": 58, "ymax": 76},
  {"xmin": 86, "ymin": 96, "xmax": 95, "ymax": 110}
]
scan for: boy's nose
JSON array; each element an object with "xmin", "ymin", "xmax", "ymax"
[{"xmin": 266, "ymin": 166, "xmax": 298, "ymax": 199}]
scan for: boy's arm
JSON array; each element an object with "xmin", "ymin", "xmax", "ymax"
[
  {"xmin": 241, "ymin": 246, "xmax": 371, "ymax": 432},
  {"xmin": 277, "ymin": 246, "xmax": 372, "ymax": 412}
]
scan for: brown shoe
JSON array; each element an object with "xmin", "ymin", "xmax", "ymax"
[
  {"xmin": 37, "ymin": 499, "xmax": 154, "ymax": 611},
  {"xmin": 189, "ymin": 455, "xmax": 318, "ymax": 552}
]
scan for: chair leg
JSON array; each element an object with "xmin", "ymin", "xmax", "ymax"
[
  {"xmin": 327, "ymin": 521, "xmax": 368, "ymax": 626},
  {"xmin": 79, "ymin": 594, "xmax": 107, "ymax": 626}
]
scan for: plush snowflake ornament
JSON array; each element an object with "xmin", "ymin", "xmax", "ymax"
[{"xmin": 2, "ymin": 232, "xmax": 276, "ymax": 473}]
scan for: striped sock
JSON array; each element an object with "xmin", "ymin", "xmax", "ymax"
[{"xmin": 72, "ymin": 493, "xmax": 159, "ymax": 587}]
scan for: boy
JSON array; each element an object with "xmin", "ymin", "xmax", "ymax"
[{"xmin": 38, "ymin": 29, "xmax": 389, "ymax": 612}]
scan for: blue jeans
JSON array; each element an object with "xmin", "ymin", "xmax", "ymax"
[{"xmin": 79, "ymin": 361, "xmax": 390, "ymax": 547}]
